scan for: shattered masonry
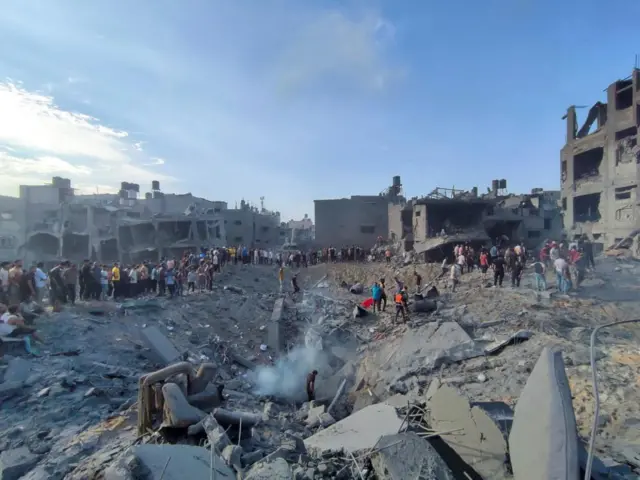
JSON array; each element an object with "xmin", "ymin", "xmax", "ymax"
[
  {"xmin": 0, "ymin": 178, "xmax": 285, "ymax": 264},
  {"xmin": 562, "ymin": 68, "xmax": 640, "ymax": 248}
]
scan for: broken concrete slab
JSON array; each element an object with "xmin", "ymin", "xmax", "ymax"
[
  {"xmin": 104, "ymin": 444, "xmax": 234, "ymax": 480},
  {"xmin": 140, "ymin": 326, "xmax": 182, "ymax": 366},
  {"xmin": 370, "ymin": 433, "xmax": 455, "ymax": 480},
  {"xmin": 483, "ymin": 329, "xmax": 533, "ymax": 355},
  {"xmin": 0, "ymin": 446, "xmax": 41, "ymax": 480},
  {"xmin": 509, "ymin": 347, "xmax": 579, "ymax": 480},
  {"xmin": 4, "ymin": 357, "xmax": 32, "ymax": 383},
  {"xmin": 304, "ymin": 403, "xmax": 403, "ymax": 455},
  {"xmin": 161, "ymin": 382, "xmax": 206, "ymax": 428},
  {"xmin": 0, "ymin": 381, "xmax": 25, "ymax": 400},
  {"xmin": 305, "ymin": 403, "xmax": 326, "ymax": 428},
  {"xmin": 245, "ymin": 457, "xmax": 292, "ymax": 480},
  {"xmin": 427, "ymin": 383, "xmax": 510, "ymax": 479},
  {"xmin": 357, "ymin": 322, "xmax": 483, "ymax": 388},
  {"xmin": 268, "ymin": 298, "xmax": 285, "ymax": 354}
]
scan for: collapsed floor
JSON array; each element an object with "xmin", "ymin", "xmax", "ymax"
[{"xmin": 1, "ymin": 256, "xmax": 640, "ymax": 478}]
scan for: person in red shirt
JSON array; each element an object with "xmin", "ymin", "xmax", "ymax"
[{"xmin": 479, "ymin": 250, "xmax": 489, "ymax": 282}]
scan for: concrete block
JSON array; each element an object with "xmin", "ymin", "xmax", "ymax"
[
  {"xmin": 427, "ymin": 384, "xmax": 510, "ymax": 479},
  {"xmin": 268, "ymin": 298, "xmax": 285, "ymax": 354},
  {"xmin": 4, "ymin": 357, "xmax": 31, "ymax": 383},
  {"xmin": 0, "ymin": 381, "xmax": 25, "ymax": 400},
  {"xmin": 245, "ymin": 457, "xmax": 292, "ymax": 480},
  {"xmin": 140, "ymin": 326, "xmax": 181, "ymax": 366},
  {"xmin": 509, "ymin": 347, "xmax": 579, "ymax": 480},
  {"xmin": 304, "ymin": 403, "xmax": 403, "ymax": 455},
  {"xmin": 105, "ymin": 444, "xmax": 234, "ymax": 480},
  {"xmin": 0, "ymin": 446, "xmax": 41, "ymax": 480},
  {"xmin": 370, "ymin": 433, "xmax": 455, "ymax": 480}
]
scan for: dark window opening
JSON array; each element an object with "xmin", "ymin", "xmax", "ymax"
[
  {"xmin": 573, "ymin": 147, "xmax": 604, "ymax": 182},
  {"xmin": 593, "ymin": 233, "xmax": 601, "ymax": 239},
  {"xmin": 544, "ymin": 218, "xmax": 552, "ymax": 230},
  {"xmin": 261, "ymin": 226, "xmax": 270, "ymax": 232},
  {"xmin": 615, "ymin": 185, "xmax": 635, "ymax": 201},
  {"xmin": 615, "ymin": 80, "xmax": 633, "ymax": 110},
  {"xmin": 234, "ymin": 236, "xmax": 243, "ymax": 243},
  {"xmin": 360, "ymin": 225, "xmax": 375, "ymax": 234},
  {"xmin": 527, "ymin": 230, "xmax": 541, "ymax": 239},
  {"xmin": 615, "ymin": 127, "xmax": 636, "ymax": 141},
  {"xmin": 265, "ymin": 240, "xmax": 270, "ymax": 244},
  {"xmin": 562, "ymin": 198, "xmax": 567, "ymax": 211},
  {"xmin": 233, "ymin": 220, "xmax": 242, "ymax": 226},
  {"xmin": 126, "ymin": 211, "xmax": 141, "ymax": 218},
  {"xmin": 213, "ymin": 208, "xmax": 221, "ymax": 213},
  {"xmin": 615, "ymin": 128, "xmax": 638, "ymax": 165},
  {"xmin": 414, "ymin": 210, "xmax": 422, "ymax": 217},
  {"xmin": 573, "ymin": 193, "xmax": 601, "ymax": 223},
  {"xmin": 255, "ymin": 239, "xmax": 261, "ymax": 243},
  {"xmin": 561, "ymin": 160, "xmax": 567, "ymax": 183}
]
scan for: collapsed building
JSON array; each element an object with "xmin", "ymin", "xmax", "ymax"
[
  {"xmin": 561, "ymin": 68, "xmax": 640, "ymax": 248},
  {"xmin": 314, "ymin": 175, "xmax": 562, "ymax": 254},
  {"xmin": 0, "ymin": 177, "xmax": 284, "ymax": 265}
]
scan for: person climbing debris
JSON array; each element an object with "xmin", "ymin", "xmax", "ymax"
[{"xmin": 306, "ymin": 370, "xmax": 318, "ymax": 402}]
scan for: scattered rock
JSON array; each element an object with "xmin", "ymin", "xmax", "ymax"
[{"xmin": 0, "ymin": 446, "xmax": 41, "ymax": 480}]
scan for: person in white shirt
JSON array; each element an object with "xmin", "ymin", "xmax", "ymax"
[
  {"xmin": 34, "ymin": 262, "xmax": 48, "ymax": 304},
  {"xmin": 450, "ymin": 264, "xmax": 461, "ymax": 292},
  {"xmin": 268, "ymin": 250, "xmax": 274, "ymax": 265},
  {"xmin": 0, "ymin": 304, "xmax": 42, "ymax": 341},
  {"xmin": 553, "ymin": 257, "xmax": 568, "ymax": 293},
  {"xmin": 100, "ymin": 267, "xmax": 109, "ymax": 300},
  {"xmin": 457, "ymin": 253, "xmax": 466, "ymax": 274},
  {"xmin": 129, "ymin": 267, "xmax": 139, "ymax": 297},
  {"xmin": 212, "ymin": 253, "xmax": 220, "ymax": 272}
]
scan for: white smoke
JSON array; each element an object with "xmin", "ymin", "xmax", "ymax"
[{"xmin": 252, "ymin": 345, "xmax": 327, "ymax": 401}]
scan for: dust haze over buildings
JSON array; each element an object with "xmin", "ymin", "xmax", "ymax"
[{"xmin": 0, "ymin": 177, "xmax": 286, "ymax": 265}]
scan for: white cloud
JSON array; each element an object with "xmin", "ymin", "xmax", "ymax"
[
  {"xmin": 144, "ymin": 157, "xmax": 165, "ymax": 166},
  {"xmin": 0, "ymin": 80, "xmax": 174, "ymax": 196},
  {"xmin": 274, "ymin": 10, "xmax": 401, "ymax": 92},
  {"xmin": 67, "ymin": 76, "xmax": 87, "ymax": 84}
]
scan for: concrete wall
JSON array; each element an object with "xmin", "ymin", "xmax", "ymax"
[
  {"xmin": 562, "ymin": 69, "xmax": 640, "ymax": 246},
  {"xmin": 314, "ymin": 195, "xmax": 389, "ymax": 246},
  {"xmin": 388, "ymin": 204, "xmax": 403, "ymax": 242},
  {"xmin": 223, "ymin": 209, "xmax": 283, "ymax": 247}
]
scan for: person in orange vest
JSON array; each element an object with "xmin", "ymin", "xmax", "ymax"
[{"xmin": 394, "ymin": 288, "xmax": 408, "ymax": 323}]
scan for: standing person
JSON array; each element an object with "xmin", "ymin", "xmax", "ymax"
[
  {"xmin": 511, "ymin": 255, "xmax": 524, "ymax": 287},
  {"xmin": 166, "ymin": 267, "xmax": 176, "ymax": 297},
  {"xmin": 129, "ymin": 266, "xmax": 139, "ymax": 297},
  {"xmin": 413, "ymin": 271, "xmax": 422, "ymax": 293},
  {"xmin": 531, "ymin": 260, "xmax": 547, "ymax": 291},
  {"xmin": 379, "ymin": 278, "xmax": 387, "ymax": 311},
  {"xmin": 111, "ymin": 263, "xmax": 121, "ymax": 299},
  {"xmin": 306, "ymin": 370, "xmax": 318, "ymax": 402},
  {"xmin": 34, "ymin": 262, "xmax": 48, "ymax": 304},
  {"xmin": 291, "ymin": 273, "xmax": 300, "ymax": 294},
  {"xmin": 278, "ymin": 266, "xmax": 284, "ymax": 293},
  {"xmin": 479, "ymin": 250, "xmax": 489, "ymax": 283},
  {"xmin": 553, "ymin": 256, "xmax": 568, "ymax": 293},
  {"xmin": 20, "ymin": 265, "xmax": 37, "ymax": 303},
  {"xmin": 393, "ymin": 289, "xmax": 408, "ymax": 323},
  {"xmin": 371, "ymin": 282, "xmax": 382, "ymax": 313},
  {"xmin": 492, "ymin": 255, "xmax": 505, "ymax": 287},
  {"xmin": 450, "ymin": 263, "xmax": 460, "ymax": 292},
  {"xmin": 63, "ymin": 262, "xmax": 78, "ymax": 305},
  {"xmin": 187, "ymin": 267, "xmax": 197, "ymax": 293},
  {"xmin": 100, "ymin": 265, "xmax": 109, "ymax": 300},
  {"xmin": 582, "ymin": 236, "xmax": 595, "ymax": 270},
  {"xmin": 49, "ymin": 263, "xmax": 65, "ymax": 305}
]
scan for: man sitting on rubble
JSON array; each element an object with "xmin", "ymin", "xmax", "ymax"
[{"xmin": 0, "ymin": 303, "xmax": 43, "ymax": 342}]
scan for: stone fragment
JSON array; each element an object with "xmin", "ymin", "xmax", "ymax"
[
  {"xmin": 0, "ymin": 446, "xmax": 41, "ymax": 480},
  {"xmin": 161, "ymin": 382, "xmax": 206, "ymax": 428},
  {"xmin": 221, "ymin": 444, "xmax": 243, "ymax": 471},
  {"xmin": 304, "ymin": 404, "xmax": 403, "ymax": 455},
  {"xmin": 241, "ymin": 450, "xmax": 264, "ymax": 467},
  {"xmin": 140, "ymin": 326, "xmax": 181, "ymax": 366},
  {"xmin": 0, "ymin": 381, "xmax": 25, "ymax": 400},
  {"xmin": 318, "ymin": 412, "xmax": 335, "ymax": 427},
  {"xmin": 427, "ymin": 383, "xmax": 510, "ymax": 479},
  {"xmin": 245, "ymin": 457, "xmax": 292, "ymax": 480},
  {"xmin": 371, "ymin": 433, "xmax": 455, "ymax": 480},
  {"xmin": 104, "ymin": 444, "xmax": 233, "ymax": 480},
  {"xmin": 203, "ymin": 414, "xmax": 232, "ymax": 452},
  {"xmin": 509, "ymin": 347, "xmax": 579, "ymax": 480},
  {"xmin": 4, "ymin": 357, "xmax": 32, "ymax": 383},
  {"xmin": 305, "ymin": 403, "xmax": 326, "ymax": 428}
]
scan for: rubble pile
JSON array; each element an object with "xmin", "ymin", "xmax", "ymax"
[{"xmin": 2, "ymin": 255, "xmax": 640, "ymax": 478}]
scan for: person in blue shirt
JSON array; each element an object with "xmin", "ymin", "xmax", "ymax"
[
  {"xmin": 371, "ymin": 282, "xmax": 382, "ymax": 313},
  {"xmin": 165, "ymin": 268, "xmax": 176, "ymax": 297}
]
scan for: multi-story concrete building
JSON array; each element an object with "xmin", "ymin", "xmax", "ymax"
[
  {"xmin": 561, "ymin": 68, "xmax": 640, "ymax": 247},
  {"xmin": 314, "ymin": 176, "xmax": 404, "ymax": 247},
  {"xmin": 0, "ymin": 177, "xmax": 283, "ymax": 265}
]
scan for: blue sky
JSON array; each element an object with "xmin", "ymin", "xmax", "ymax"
[{"xmin": 0, "ymin": 0, "xmax": 639, "ymax": 222}]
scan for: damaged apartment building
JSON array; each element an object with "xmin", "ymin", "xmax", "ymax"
[
  {"xmin": 315, "ymin": 175, "xmax": 561, "ymax": 255},
  {"xmin": 390, "ymin": 182, "xmax": 562, "ymax": 260},
  {"xmin": 0, "ymin": 177, "xmax": 283, "ymax": 265},
  {"xmin": 561, "ymin": 68, "xmax": 640, "ymax": 247}
]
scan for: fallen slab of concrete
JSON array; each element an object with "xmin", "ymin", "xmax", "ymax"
[
  {"xmin": 140, "ymin": 326, "xmax": 182, "ymax": 366},
  {"xmin": 371, "ymin": 433, "xmax": 456, "ymax": 480},
  {"xmin": 103, "ymin": 444, "xmax": 234, "ymax": 480},
  {"xmin": 426, "ymin": 380, "xmax": 510, "ymax": 479},
  {"xmin": 304, "ymin": 403, "xmax": 403, "ymax": 455},
  {"xmin": 509, "ymin": 347, "xmax": 579, "ymax": 480},
  {"xmin": 268, "ymin": 298, "xmax": 285, "ymax": 354}
]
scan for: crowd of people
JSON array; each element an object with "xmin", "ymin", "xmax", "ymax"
[{"xmin": 441, "ymin": 237, "xmax": 594, "ymax": 293}]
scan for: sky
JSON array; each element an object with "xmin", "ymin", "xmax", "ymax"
[{"xmin": 1, "ymin": 0, "xmax": 639, "ymax": 222}]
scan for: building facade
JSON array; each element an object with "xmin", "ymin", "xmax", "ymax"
[{"xmin": 561, "ymin": 68, "xmax": 640, "ymax": 247}]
